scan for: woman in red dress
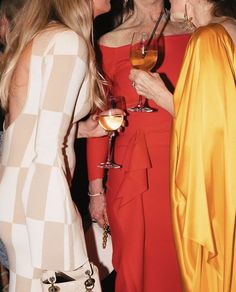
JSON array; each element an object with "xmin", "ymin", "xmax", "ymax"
[{"xmin": 87, "ymin": 0, "xmax": 191, "ymax": 291}]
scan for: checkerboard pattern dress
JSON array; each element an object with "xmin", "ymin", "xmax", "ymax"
[{"xmin": 0, "ymin": 25, "xmax": 92, "ymax": 291}]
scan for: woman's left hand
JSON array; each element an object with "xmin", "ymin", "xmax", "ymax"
[{"xmin": 89, "ymin": 194, "xmax": 108, "ymax": 228}]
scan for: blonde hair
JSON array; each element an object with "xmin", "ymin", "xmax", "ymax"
[{"xmin": 0, "ymin": 0, "xmax": 105, "ymax": 112}]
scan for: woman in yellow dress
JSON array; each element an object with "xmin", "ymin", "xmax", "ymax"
[{"xmin": 129, "ymin": 0, "xmax": 236, "ymax": 291}]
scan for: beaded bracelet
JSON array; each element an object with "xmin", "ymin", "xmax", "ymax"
[{"xmin": 88, "ymin": 190, "xmax": 105, "ymax": 197}]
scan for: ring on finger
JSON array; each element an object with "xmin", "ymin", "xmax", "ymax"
[{"xmin": 132, "ymin": 81, "xmax": 136, "ymax": 88}]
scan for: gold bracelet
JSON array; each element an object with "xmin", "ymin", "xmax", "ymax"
[{"xmin": 88, "ymin": 190, "xmax": 104, "ymax": 197}]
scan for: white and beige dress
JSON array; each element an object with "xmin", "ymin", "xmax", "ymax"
[{"xmin": 0, "ymin": 24, "xmax": 92, "ymax": 291}]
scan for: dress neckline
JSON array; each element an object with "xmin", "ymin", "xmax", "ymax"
[{"xmin": 99, "ymin": 33, "xmax": 190, "ymax": 50}]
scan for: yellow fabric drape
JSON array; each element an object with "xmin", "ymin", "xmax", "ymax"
[{"xmin": 171, "ymin": 23, "xmax": 236, "ymax": 292}]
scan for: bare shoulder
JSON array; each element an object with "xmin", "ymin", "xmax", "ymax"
[
  {"xmin": 193, "ymin": 21, "xmax": 236, "ymax": 45},
  {"xmin": 98, "ymin": 21, "xmax": 137, "ymax": 47},
  {"xmin": 220, "ymin": 19, "xmax": 236, "ymax": 45},
  {"xmin": 99, "ymin": 30, "xmax": 123, "ymax": 47}
]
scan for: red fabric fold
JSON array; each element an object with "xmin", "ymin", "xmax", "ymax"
[
  {"xmin": 106, "ymin": 130, "xmax": 151, "ymax": 291},
  {"xmin": 87, "ymin": 34, "xmax": 190, "ymax": 291},
  {"xmin": 117, "ymin": 129, "xmax": 151, "ymax": 206}
]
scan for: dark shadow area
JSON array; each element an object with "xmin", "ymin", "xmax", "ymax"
[
  {"xmin": 71, "ymin": 139, "xmax": 116, "ymax": 292},
  {"xmin": 0, "ymin": 109, "xmax": 4, "ymax": 131},
  {"xmin": 101, "ymin": 270, "xmax": 116, "ymax": 292}
]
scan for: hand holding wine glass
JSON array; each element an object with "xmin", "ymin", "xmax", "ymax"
[
  {"xmin": 129, "ymin": 31, "xmax": 158, "ymax": 112},
  {"xmin": 129, "ymin": 10, "xmax": 170, "ymax": 113},
  {"xmin": 98, "ymin": 96, "xmax": 125, "ymax": 169}
]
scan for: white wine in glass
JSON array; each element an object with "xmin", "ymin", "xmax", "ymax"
[
  {"xmin": 99, "ymin": 114, "xmax": 124, "ymax": 132},
  {"xmin": 98, "ymin": 96, "xmax": 124, "ymax": 169},
  {"xmin": 129, "ymin": 32, "xmax": 158, "ymax": 112}
]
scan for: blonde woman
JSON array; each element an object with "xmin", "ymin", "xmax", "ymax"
[{"xmin": 0, "ymin": 0, "xmax": 111, "ymax": 291}]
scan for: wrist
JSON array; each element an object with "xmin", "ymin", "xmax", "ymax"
[
  {"xmin": 89, "ymin": 178, "xmax": 103, "ymax": 193},
  {"xmin": 155, "ymin": 88, "xmax": 174, "ymax": 116},
  {"xmin": 163, "ymin": 90, "xmax": 174, "ymax": 116},
  {"xmin": 77, "ymin": 121, "xmax": 88, "ymax": 138},
  {"xmin": 88, "ymin": 189, "xmax": 105, "ymax": 197}
]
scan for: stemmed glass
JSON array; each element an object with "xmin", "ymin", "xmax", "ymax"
[
  {"xmin": 129, "ymin": 31, "xmax": 158, "ymax": 112},
  {"xmin": 97, "ymin": 96, "xmax": 124, "ymax": 169}
]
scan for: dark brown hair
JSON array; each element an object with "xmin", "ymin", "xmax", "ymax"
[
  {"xmin": 111, "ymin": 0, "xmax": 170, "ymax": 28},
  {"xmin": 0, "ymin": 0, "xmax": 25, "ymax": 23},
  {"xmin": 210, "ymin": 0, "xmax": 236, "ymax": 18},
  {"xmin": 111, "ymin": 0, "xmax": 134, "ymax": 28}
]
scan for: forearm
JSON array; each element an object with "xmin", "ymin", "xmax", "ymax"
[
  {"xmin": 87, "ymin": 136, "xmax": 107, "ymax": 180},
  {"xmin": 151, "ymin": 88, "xmax": 174, "ymax": 116},
  {"xmin": 89, "ymin": 178, "xmax": 104, "ymax": 194},
  {"xmin": 143, "ymin": 74, "xmax": 174, "ymax": 116},
  {"xmin": 88, "ymin": 178, "xmax": 107, "ymax": 227}
]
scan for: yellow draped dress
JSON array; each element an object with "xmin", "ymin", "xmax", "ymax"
[{"xmin": 171, "ymin": 23, "xmax": 236, "ymax": 292}]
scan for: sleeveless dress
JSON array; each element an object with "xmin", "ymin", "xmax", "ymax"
[
  {"xmin": 0, "ymin": 25, "xmax": 91, "ymax": 291},
  {"xmin": 87, "ymin": 34, "xmax": 190, "ymax": 292}
]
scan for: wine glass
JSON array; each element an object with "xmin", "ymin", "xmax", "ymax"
[
  {"xmin": 98, "ymin": 96, "xmax": 124, "ymax": 169},
  {"xmin": 129, "ymin": 31, "xmax": 158, "ymax": 112}
]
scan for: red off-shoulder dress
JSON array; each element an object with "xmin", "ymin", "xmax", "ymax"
[{"xmin": 87, "ymin": 34, "xmax": 190, "ymax": 292}]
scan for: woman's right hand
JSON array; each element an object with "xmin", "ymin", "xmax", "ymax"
[
  {"xmin": 77, "ymin": 114, "xmax": 107, "ymax": 138},
  {"xmin": 129, "ymin": 68, "xmax": 175, "ymax": 116},
  {"xmin": 77, "ymin": 109, "xmax": 126, "ymax": 139}
]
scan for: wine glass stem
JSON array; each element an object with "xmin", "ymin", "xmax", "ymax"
[
  {"xmin": 106, "ymin": 131, "xmax": 114, "ymax": 163},
  {"xmin": 138, "ymin": 95, "xmax": 143, "ymax": 107},
  {"xmin": 143, "ymin": 97, "xmax": 149, "ymax": 106}
]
